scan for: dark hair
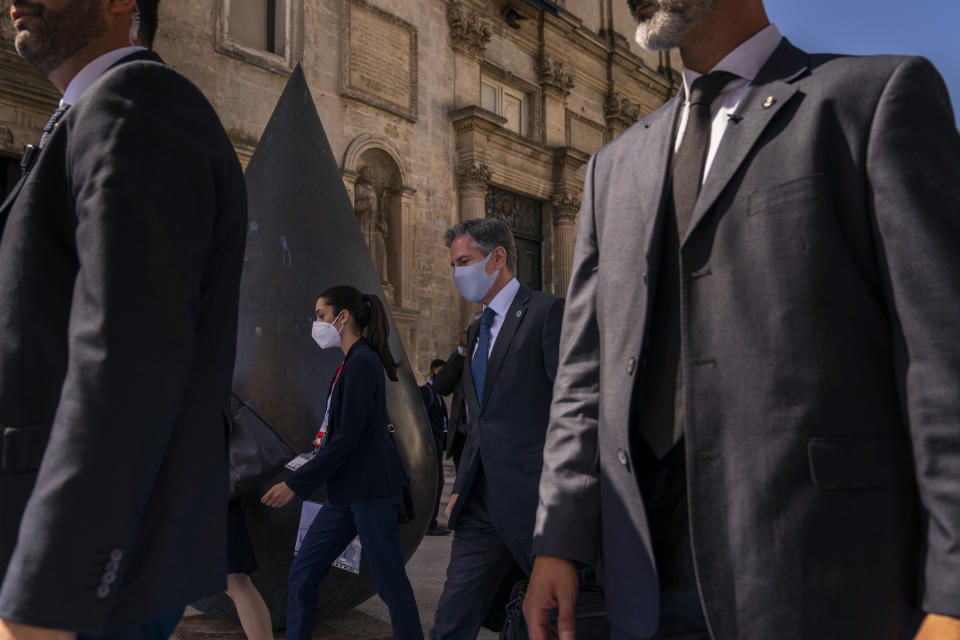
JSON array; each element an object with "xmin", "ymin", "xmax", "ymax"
[
  {"xmin": 430, "ymin": 359, "xmax": 445, "ymax": 370},
  {"xmin": 444, "ymin": 218, "xmax": 517, "ymax": 275},
  {"xmin": 136, "ymin": 0, "xmax": 159, "ymax": 49},
  {"xmin": 319, "ymin": 285, "xmax": 399, "ymax": 381}
]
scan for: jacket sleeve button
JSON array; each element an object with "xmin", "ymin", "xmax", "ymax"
[
  {"xmin": 96, "ymin": 585, "xmax": 110, "ymax": 599},
  {"xmin": 102, "ymin": 571, "xmax": 117, "ymax": 585},
  {"xmin": 110, "ymin": 549, "xmax": 123, "ymax": 562}
]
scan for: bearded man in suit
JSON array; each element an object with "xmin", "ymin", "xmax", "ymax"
[
  {"xmin": 0, "ymin": 1, "xmax": 246, "ymax": 638},
  {"xmin": 523, "ymin": 0, "xmax": 960, "ymax": 638}
]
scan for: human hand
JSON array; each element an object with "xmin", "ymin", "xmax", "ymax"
[
  {"xmin": 914, "ymin": 613, "xmax": 960, "ymax": 640},
  {"xmin": 261, "ymin": 482, "xmax": 296, "ymax": 508},
  {"xmin": 0, "ymin": 620, "xmax": 75, "ymax": 640},
  {"xmin": 444, "ymin": 493, "xmax": 459, "ymax": 521},
  {"xmin": 459, "ymin": 328, "xmax": 469, "ymax": 350},
  {"xmin": 523, "ymin": 555, "xmax": 579, "ymax": 640}
]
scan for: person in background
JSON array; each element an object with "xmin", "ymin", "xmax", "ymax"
[
  {"xmin": 261, "ymin": 286, "xmax": 422, "ymax": 640},
  {"xmin": 420, "ymin": 359, "xmax": 450, "ymax": 536},
  {"xmin": 432, "ymin": 313, "xmax": 482, "ymax": 473},
  {"xmin": 225, "ymin": 499, "xmax": 273, "ymax": 640}
]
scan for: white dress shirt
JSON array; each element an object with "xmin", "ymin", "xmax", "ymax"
[
  {"xmin": 674, "ymin": 24, "xmax": 782, "ymax": 182},
  {"xmin": 60, "ymin": 46, "xmax": 146, "ymax": 107},
  {"xmin": 472, "ymin": 277, "xmax": 521, "ymax": 359}
]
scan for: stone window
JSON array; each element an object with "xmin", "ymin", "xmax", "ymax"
[
  {"xmin": 228, "ymin": 0, "xmax": 286, "ymax": 54},
  {"xmin": 216, "ymin": 0, "xmax": 303, "ymax": 74},
  {"xmin": 481, "ymin": 76, "xmax": 528, "ymax": 136}
]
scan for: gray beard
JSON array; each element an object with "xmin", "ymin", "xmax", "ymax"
[
  {"xmin": 633, "ymin": 0, "xmax": 715, "ymax": 51},
  {"xmin": 15, "ymin": 0, "xmax": 107, "ymax": 76}
]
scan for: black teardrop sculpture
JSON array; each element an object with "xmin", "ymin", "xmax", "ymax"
[{"xmin": 192, "ymin": 65, "xmax": 436, "ymax": 626}]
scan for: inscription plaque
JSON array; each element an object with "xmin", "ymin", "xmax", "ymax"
[{"xmin": 339, "ymin": 0, "xmax": 418, "ymax": 121}]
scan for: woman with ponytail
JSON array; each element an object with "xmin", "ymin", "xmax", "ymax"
[{"xmin": 261, "ymin": 286, "xmax": 422, "ymax": 640}]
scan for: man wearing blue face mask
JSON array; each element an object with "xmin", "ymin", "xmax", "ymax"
[{"xmin": 430, "ymin": 218, "xmax": 564, "ymax": 639}]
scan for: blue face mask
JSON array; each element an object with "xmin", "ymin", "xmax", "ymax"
[{"xmin": 453, "ymin": 252, "xmax": 499, "ymax": 303}]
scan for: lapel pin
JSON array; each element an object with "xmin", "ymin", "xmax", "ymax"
[
  {"xmin": 762, "ymin": 96, "xmax": 776, "ymax": 109},
  {"xmin": 516, "ymin": 310, "xmax": 522, "ymax": 318}
]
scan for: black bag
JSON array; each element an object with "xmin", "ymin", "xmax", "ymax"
[
  {"xmin": 228, "ymin": 393, "xmax": 296, "ymax": 499},
  {"xmin": 502, "ymin": 577, "xmax": 609, "ymax": 640},
  {"xmin": 387, "ymin": 421, "xmax": 416, "ymax": 524}
]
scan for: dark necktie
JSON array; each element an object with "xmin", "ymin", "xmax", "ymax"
[
  {"xmin": 672, "ymin": 71, "xmax": 736, "ymax": 240},
  {"xmin": 471, "ymin": 307, "xmax": 496, "ymax": 402},
  {"xmin": 38, "ymin": 105, "xmax": 70, "ymax": 149},
  {"xmin": 636, "ymin": 71, "xmax": 736, "ymax": 460}
]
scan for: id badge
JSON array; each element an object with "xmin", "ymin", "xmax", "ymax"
[{"xmin": 284, "ymin": 451, "xmax": 317, "ymax": 471}]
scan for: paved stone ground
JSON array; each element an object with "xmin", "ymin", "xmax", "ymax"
[{"xmin": 174, "ymin": 460, "xmax": 498, "ymax": 639}]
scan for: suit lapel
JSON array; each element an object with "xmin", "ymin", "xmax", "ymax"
[
  {"xmin": 683, "ymin": 39, "xmax": 810, "ymax": 245},
  {"xmin": 636, "ymin": 97, "xmax": 684, "ymax": 269},
  {"xmin": 462, "ymin": 320, "xmax": 481, "ymax": 411},
  {"xmin": 480, "ymin": 285, "xmax": 531, "ymax": 411},
  {"xmin": 1, "ymin": 50, "xmax": 164, "ymax": 242}
]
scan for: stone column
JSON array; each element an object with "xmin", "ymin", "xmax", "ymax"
[
  {"xmin": 447, "ymin": 2, "xmax": 491, "ymax": 109},
  {"xmin": 456, "ymin": 163, "xmax": 491, "ymax": 221},
  {"xmin": 398, "ymin": 185, "xmax": 417, "ymax": 308},
  {"xmin": 538, "ymin": 53, "xmax": 574, "ymax": 147},
  {"xmin": 551, "ymin": 191, "xmax": 580, "ymax": 296}
]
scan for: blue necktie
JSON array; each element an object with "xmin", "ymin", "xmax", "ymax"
[
  {"xmin": 472, "ymin": 307, "xmax": 496, "ymax": 402},
  {"xmin": 39, "ymin": 105, "xmax": 69, "ymax": 149}
]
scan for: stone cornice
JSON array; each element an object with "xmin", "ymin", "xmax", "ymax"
[
  {"xmin": 605, "ymin": 91, "xmax": 643, "ymax": 129},
  {"xmin": 551, "ymin": 191, "xmax": 580, "ymax": 224},
  {"xmin": 447, "ymin": 2, "xmax": 492, "ymax": 57},
  {"xmin": 537, "ymin": 52, "xmax": 574, "ymax": 97},
  {"xmin": 456, "ymin": 162, "xmax": 491, "ymax": 194}
]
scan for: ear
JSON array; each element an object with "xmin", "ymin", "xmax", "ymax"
[
  {"xmin": 108, "ymin": 0, "xmax": 138, "ymax": 14},
  {"xmin": 489, "ymin": 246, "xmax": 507, "ymax": 272},
  {"xmin": 338, "ymin": 309, "xmax": 351, "ymax": 329}
]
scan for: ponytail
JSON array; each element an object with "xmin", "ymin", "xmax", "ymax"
[{"xmin": 318, "ymin": 285, "xmax": 400, "ymax": 381}]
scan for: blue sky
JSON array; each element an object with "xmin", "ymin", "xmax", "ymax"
[{"xmin": 764, "ymin": 0, "xmax": 960, "ymax": 121}]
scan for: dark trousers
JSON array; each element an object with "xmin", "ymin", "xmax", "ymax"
[
  {"xmin": 287, "ymin": 491, "xmax": 422, "ymax": 640},
  {"xmin": 430, "ymin": 433, "xmax": 445, "ymax": 527},
  {"xmin": 430, "ymin": 486, "xmax": 529, "ymax": 639},
  {"xmin": 77, "ymin": 607, "xmax": 184, "ymax": 640}
]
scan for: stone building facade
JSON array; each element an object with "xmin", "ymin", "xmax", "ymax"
[{"xmin": 0, "ymin": 0, "xmax": 679, "ymax": 379}]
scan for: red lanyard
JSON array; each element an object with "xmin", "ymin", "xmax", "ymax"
[{"xmin": 314, "ymin": 361, "xmax": 345, "ymax": 445}]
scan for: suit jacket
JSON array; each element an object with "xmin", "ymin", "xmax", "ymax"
[
  {"xmin": 432, "ymin": 349, "xmax": 466, "ymax": 458},
  {"xmin": 286, "ymin": 339, "xmax": 406, "ymax": 505},
  {"xmin": 0, "ymin": 51, "xmax": 247, "ymax": 632},
  {"xmin": 418, "ymin": 381, "xmax": 448, "ymax": 439},
  {"xmin": 450, "ymin": 284, "xmax": 563, "ymax": 572},
  {"xmin": 533, "ymin": 39, "xmax": 960, "ymax": 640}
]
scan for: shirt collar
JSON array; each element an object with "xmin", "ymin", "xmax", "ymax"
[
  {"xmin": 484, "ymin": 277, "xmax": 520, "ymax": 319},
  {"xmin": 61, "ymin": 46, "xmax": 147, "ymax": 107},
  {"xmin": 681, "ymin": 23, "xmax": 782, "ymax": 100}
]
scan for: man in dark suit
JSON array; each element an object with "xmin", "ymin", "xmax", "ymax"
[
  {"xmin": 430, "ymin": 218, "xmax": 563, "ymax": 639},
  {"xmin": 523, "ymin": 0, "xmax": 960, "ymax": 639},
  {"xmin": 432, "ymin": 314, "xmax": 481, "ymax": 472},
  {"xmin": 0, "ymin": 1, "xmax": 246, "ymax": 638},
  {"xmin": 420, "ymin": 358, "xmax": 450, "ymax": 535}
]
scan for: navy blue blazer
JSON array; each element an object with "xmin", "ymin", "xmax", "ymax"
[{"xmin": 286, "ymin": 339, "xmax": 406, "ymax": 504}]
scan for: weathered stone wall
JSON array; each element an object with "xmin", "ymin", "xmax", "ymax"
[{"xmin": 0, "ymin": 0, "xmax": 680, "ymax": 382}]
